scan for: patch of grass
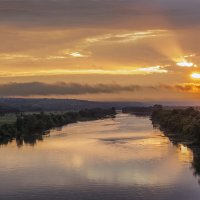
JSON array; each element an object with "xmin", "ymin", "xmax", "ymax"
[{"xmin": 0, "ymin": 114, "xmax": 17, "ymax": 125}]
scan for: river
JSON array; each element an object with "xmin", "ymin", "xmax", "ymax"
[{"xmin": 0, "ymin": 113, "xmax": 200, "ymax": 200}]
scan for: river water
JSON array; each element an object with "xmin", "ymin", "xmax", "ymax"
[{"xmin": 0, "ymin": 113, "xmax": 200, "ymax": 200}]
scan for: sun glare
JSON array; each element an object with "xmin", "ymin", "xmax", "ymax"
[
  {"xmin": 191, "ymin": 73, "xmax": 200, "ymax": 79},
  {"xmin": 69, "ymin": 52, "xmax": 85, "ymax": 58},
  {"xmin": 176, "ymin": 61, "xmax": 195, "ymax": 67}
]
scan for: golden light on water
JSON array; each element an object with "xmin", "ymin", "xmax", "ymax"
[{"xmin": 177, "ymin": 144, "xmax": 193, "ymax": 163}]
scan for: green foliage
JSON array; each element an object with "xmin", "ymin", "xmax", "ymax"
[
  {"xmin": 151, "ymin": 107, "xmax": 200, "ymax": 143},
  {"xmin": 0, "ymin": 113, "xmax": 17, "ymax": 125},
  {"xmin": 0, "ymin": 107, "xmax": 116, "ymax": 145}
]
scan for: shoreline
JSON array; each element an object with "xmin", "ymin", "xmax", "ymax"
[
  {"xmin": 0, "ymin": 107, "xmax": 116, "ymax": 146},
  {"xmin": 151, "ymin": 107, "xmax": 200, "ymax": 178}
]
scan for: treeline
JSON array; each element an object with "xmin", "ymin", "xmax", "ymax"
[
  {"xmin": 0, "ymin": 98, "xmax": 145, "ymax": 112},
  {"xmin": 151, "ymin": 106, "xmax": 200, "ymax": 144},
  {"xmin": 151, "ymin": 106, "xmax": 200, "ymax": 180},
  {"xmin": 0, "ymin": 107, "xmax": 116, "ymax": 145},
  {"xmin": 122, "ymin": 106, "xmax": 153, "ymax": 116}
]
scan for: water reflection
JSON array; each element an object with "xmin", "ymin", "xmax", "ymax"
[
  {"xmin": 0, "ymin": 114, "xmax": 200, "ymax": 200},
  {"xmin": 176, "ymin": 144, "xmax": 200, "ymax": 183},
  {"xmin": 177, "ymin": 144, "xmax": 193, "ymax": 163},
  {"xmin": 0, "ymin": 135, "xmax": 45, "ymax": 147},
  {"xmin": 16, "ymin": 135, "xmax": 44, "ymax": 147},
  {"xmin": 154, "ymin": 126, "xmax": 200, "ymax": 184},
  {"xmin": 190, "ymin": 148, "xmax": 200, "ymax": 184}
]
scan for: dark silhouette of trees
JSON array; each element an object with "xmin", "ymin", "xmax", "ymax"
[
  {"xmin": 122, "ymin": 106, "xmax": 155, "ymax": 116},
  {"xmin": 151, "ymin": 106, "xmax": 200, "ymax": 181},
  {"xmin": 151, "ymin": 106, "xmax": 200, "ymax": 143},
  {"xmin": 0, "ymin": 107, "xmax": 116, "ymax": 146}
]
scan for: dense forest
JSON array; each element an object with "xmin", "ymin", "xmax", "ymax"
[
  {"xmin": 151, "ymin": 106, "xmax": 200, "ymax": 144},
  {"xmin": 151, "ymin": 106, "xmax": 200, "ymax": 179},
  {"xmin": 0, "ymin": 107, "xmax": 116, "ymax": 145},
  {"xmin": 122, "ymin": 106, "xmax": 153, "ymax": 116}
]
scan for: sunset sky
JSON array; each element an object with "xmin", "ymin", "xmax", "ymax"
[{"xmin": 0, "ymin": 0, "xmax": 200, "ymax": 102}]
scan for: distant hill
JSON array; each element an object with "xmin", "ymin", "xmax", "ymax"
[
  {"xmin": 0, "ymin": 98, "xmax": 149, "ymax": 112},
  {"xmin": 0, "ymin": 104, "xmax": 19, "ymax": 114}
]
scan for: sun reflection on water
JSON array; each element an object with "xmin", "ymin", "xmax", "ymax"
[{"xmin": 177, "ymin": 144, "xmax": 193, "ymax": 163}]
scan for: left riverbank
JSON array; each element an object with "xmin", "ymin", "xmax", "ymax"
[{"xmin": 0, "ymin": 107, "xmax": 116, "ymax": 145}]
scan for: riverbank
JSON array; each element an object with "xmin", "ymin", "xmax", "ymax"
[
  {"xmin": 0, "ymin": 107, "xmax": 116, "ymax": 145},
  {"xmin": 151, "ymin": 107, "xmax": 200, "ymax": 145},
  {"xmin": 151, "ymin": 107, "xmax": 200, "ymax": 178},
  {"xmin": 122, "ymin": 106, "xmax": 153, "ymax": 116}
]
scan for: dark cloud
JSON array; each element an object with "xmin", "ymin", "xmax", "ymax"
[
  {"xmin": 0, "ymin": 82, "xmax": 157, "ymax": 96},
  {"xmin": 175, "ymin": 83, "xmax": 200, "ymax": 91},
  {"xmin": 0, "ymin": 81, "xmax": 198, "ymax": 97},
  {"xmin": 0, "ymin": 0, "xmax": 199, "ymax": 29}
]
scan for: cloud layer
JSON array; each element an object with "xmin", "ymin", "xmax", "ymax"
[
  {"xmin": 0, "ymin": 0, "xmax": 199, "ymax": 28},
  {"xmin": 0, "ymin": 0, "xmax": 200, "ymax": 101},
  {"xmin": 0, "ymin": 82, "xmax": 151, "ymax": 96},
  {"xmin": 0, "ymin": 82, "xmax": 199, "ymax": 97}
]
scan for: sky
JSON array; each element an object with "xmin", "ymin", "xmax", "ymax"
[{"xmin": 0, "ymin": 0, "xmax": 200, "ymax": 102}]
